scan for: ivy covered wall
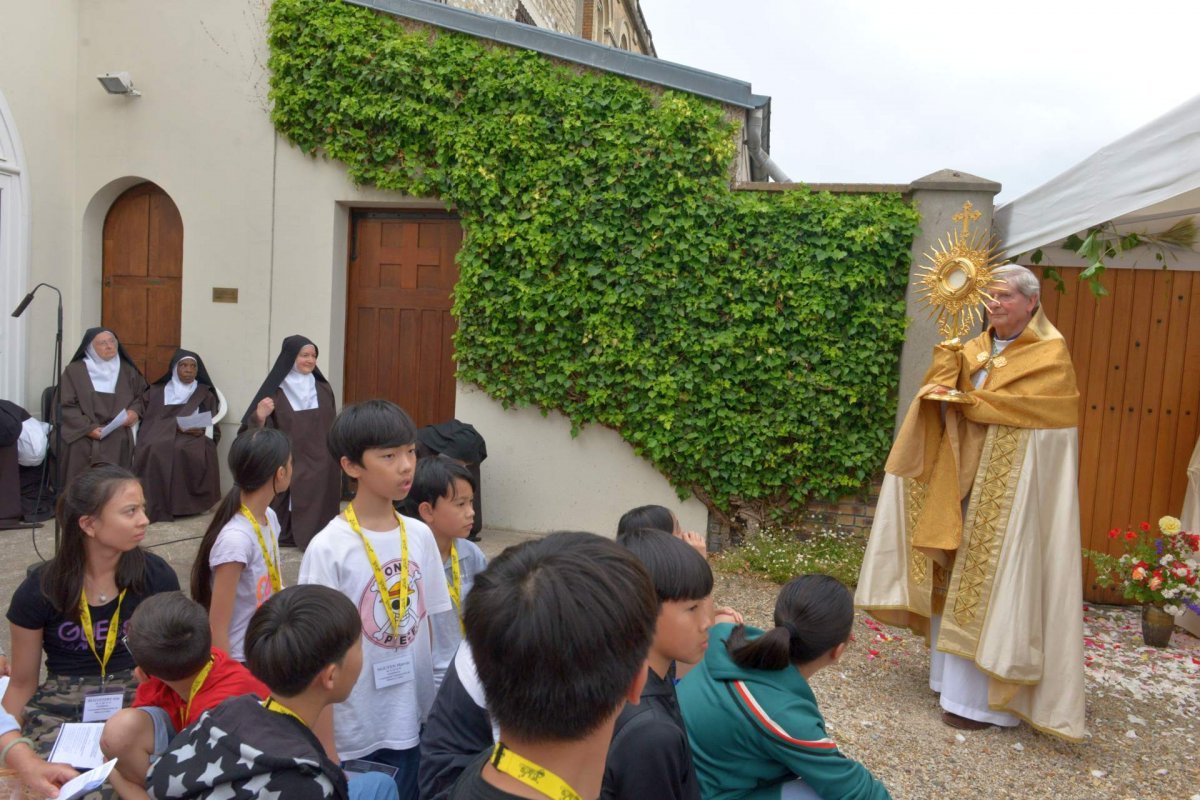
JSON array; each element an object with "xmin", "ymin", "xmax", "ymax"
[{"xmin": 268, "ymin": 0, "xmax": 920, "ymax": 520}]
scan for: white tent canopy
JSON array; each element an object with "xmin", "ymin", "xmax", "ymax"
[{"xmin": 995, "ymin": 93, "xmax": 1200, "ymax": 269}]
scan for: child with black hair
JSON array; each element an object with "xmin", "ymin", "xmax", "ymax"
[
  {"xmin": 601, "ymin": 529, "xmax": 717, "ymax": 800},
  {"xmin": 100, "ymin": 592, "xmax": 267, "ymax": 794},
  {"xmin": 449, "ymin": 531, "xmax": 659, "ymax": 800},
  {"xmin": 617, "ymin": 504, "xmax": 708, "ymax": 558},
  {"xmin": 678, "ymin": 575, "xmax": 891, "ymax": 800},
  {"xmin": 145, "ymin": 585, "xmax": 397, "ymax": 800},
  {"xmin": 404, "ymin": 455, "xmax": 487, "ymax": 625},
  {"xmin": 299, "ymin": 400, "xmax": 456, "ymax": 800},
  {"xmin": 190, "ymin": 427, "xmax": 292, "ymax": 661}
]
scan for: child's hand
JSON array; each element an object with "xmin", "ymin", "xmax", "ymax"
[
  {"xmin": 714, "ymin": 606, "xmax": 743, "ymax": 625},
  {"xmin": 675, "ymin": 529, "xmax": 707, "ymax": 559}
]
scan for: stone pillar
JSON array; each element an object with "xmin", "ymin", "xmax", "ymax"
[{"xmin": 894, "ymin": 169, "xmax": 1002, "ymax": 433}]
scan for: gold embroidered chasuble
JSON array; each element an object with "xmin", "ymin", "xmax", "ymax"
[{"xmin": 856, "ymin": 309, "xmax": 1087, "ymax": 740}]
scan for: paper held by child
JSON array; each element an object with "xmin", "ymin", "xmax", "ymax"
[
  {"xmin": 47, "ymin": 723, "xmax": 106, "ymax": 770},
  {"xmin": 57, "ymin": 758, "xmax": 117, "ymax": 800}
]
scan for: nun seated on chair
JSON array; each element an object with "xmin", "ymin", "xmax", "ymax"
[
  {"xmin": 134, "ymin": 349, "xmax": 223, "ymax": 523},
  {"xmin": 55, "ymin": 327, "xmax": 147, "ymax": 485}
]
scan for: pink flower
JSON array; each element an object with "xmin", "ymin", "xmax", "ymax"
[
  {"xmin": 1148, "ymin": 570, "xmax": 1163, "ymax": 591},
  {"xmin": 1131, "ymin": 562, "xmax": 1150, "ymax": 581}
]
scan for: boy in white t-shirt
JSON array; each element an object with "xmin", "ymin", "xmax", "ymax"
[{"xmin": 299, "ymin": 400, "xmax": 456, "ymax": 800}]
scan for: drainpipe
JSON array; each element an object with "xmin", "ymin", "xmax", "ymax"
[{"xmin": 746, "ymin": 106, "xmax": 790, "ymax": 183}]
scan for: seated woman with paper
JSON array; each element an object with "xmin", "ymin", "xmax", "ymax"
[
  {"xmin": 133, "ymin": 349, "xmax": 222, "ymax": 523},
  {"xmin": 56, "ymin": 328, "xmax": 147, "ymax": 486}
]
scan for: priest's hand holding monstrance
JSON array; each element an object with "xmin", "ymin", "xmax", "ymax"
[{"xmin": 915, "ymin": 201, "xmax": 1001, "ymax": 404}]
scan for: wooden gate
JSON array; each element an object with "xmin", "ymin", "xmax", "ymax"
[
  {"xmin": 344, "ymin": 211, "xmax": 461, "ymax": 427},
  {"xmin": 101, "ymin": 183, "xmax": 183, "ymax": 381},
  {"xmin": 1038, "ymin": 266, "xmax": 1200, "ymax": 603}
]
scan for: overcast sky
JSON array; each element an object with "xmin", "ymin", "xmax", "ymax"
[{"xmin": 641, "ymin": 0, "xmax": 1198, "ymax": 203}]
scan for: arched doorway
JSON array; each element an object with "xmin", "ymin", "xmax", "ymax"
[
  {"xmin": 0, "ymin": 89, "xmax": 31, "ymax": 404},
  {"xmin": 101, "ymin": 182, "xmax": 183, "ymax": 381}
]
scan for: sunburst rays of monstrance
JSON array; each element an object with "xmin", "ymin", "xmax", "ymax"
[
  {"xmin": 914, "ymin": 201, "xmax": 1003, "ymax": 403},
  {"xmin": 915, "ymin": 201, "xmax": 1003, "ymax": 341}
]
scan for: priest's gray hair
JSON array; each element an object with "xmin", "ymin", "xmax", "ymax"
[{"xmin": 993, "ymin": 264, "xmax": 1041, "ymax": 299}]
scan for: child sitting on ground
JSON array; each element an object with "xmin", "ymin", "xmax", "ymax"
[
  {"xmin": 678, "ymin": 574, "xmax": 891, "ymax": 800},
  {"xmin": 617, "ymin": 504, "xmax": 708, "ymax": 558},
  {"xmin": 601, "ymin": 528, "xmax": 718, "ymax": 800},
  {"xmin": 449, "ymin": 531, "xmax": 659, "ymax": 800},
  {"xmin": 403, "ymin": 456, "xmax": 487, "ymax": 626},
  {"xmin": 300, "ymin": 400, "xmax": 456, "ymax": 800},
  {"xmin": 146, "ymin": 585, "xmax": 397, "ymax": 800},
  {"xmin": 100, "ymin": 592, "xmax": 268, "ymax": 795}
]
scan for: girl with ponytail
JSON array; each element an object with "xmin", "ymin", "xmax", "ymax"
[
  {"xmin": 190, "ymin": 428, "xmax": 291, "ymax": 662},
  {"xmin": 678, "ymin": 575, "xmax": 891, "ymax": 800}
]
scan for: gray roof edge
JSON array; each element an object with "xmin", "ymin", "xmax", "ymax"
[{"xmin": 344, "ymin": 0, "xmax": 770, "ymax": 110}]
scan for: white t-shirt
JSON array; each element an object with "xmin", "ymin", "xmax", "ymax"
[
  {"xmin": 444, "ymin": 538, "xmax": 488, "ymax": 621},
  {"xmin": 208, "ymin": 507, "xmax": 283, "ymax": 662},
  {"xmin": 298, "ymin": 513, "xmax": 453, "ymax": 759}
]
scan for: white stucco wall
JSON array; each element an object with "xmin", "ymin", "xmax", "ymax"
[
  {"xmin": 3, "ymin": 0, "xmax": 711, "ymax": 537},
  {"xmin": 0, "ymin": 1, "xmax": 78, "ymax": 411},
  {"xmin": 456, "ymin": 383, "xmax": 708, "ymax": 536}
]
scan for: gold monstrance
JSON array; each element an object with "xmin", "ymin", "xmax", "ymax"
[{"xmin": 914, "ymin": 201, "xmax": 1002, "ymax": 403}]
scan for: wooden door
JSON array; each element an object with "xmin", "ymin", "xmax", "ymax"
[
  {"xmin": 1038, "ymin": 266, "xmax": 1200, "ymax": 603},
  {"xmin": 345, "ymin": 212, "xmax": 462, "ymax": 427},
  {"xmin": 101, "ymin": 183, "xmax": 183, "ymax": 381}
]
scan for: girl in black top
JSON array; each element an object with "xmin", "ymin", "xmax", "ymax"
[{"xmin": 2, "ymin": 465, "xmax": 179, "ymax": 751}]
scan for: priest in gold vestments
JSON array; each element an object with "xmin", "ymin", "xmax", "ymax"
[{"xmin": 856, "ymin": 264, "xmax": 1085, "ymax": 740}]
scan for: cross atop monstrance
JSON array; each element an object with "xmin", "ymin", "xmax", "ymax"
[{"xmin": 952, "ymin": 201, "xmax": 982, "ymax": 236}]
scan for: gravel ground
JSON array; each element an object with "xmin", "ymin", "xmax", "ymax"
[{"xmin": 712, "ymin": 572, "xmax": 1200, "ymax": 800}]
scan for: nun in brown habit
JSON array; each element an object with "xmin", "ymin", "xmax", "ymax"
[
  {"xmin": 134, "ymin": 349, "xmax": 223, "ymax": 522},
  {"xmin": 240, "ymin": 335, "xmax": 339, "ymax": 549},
  {"xmin": 55, "ymin": 327, "xmax": 148, "ymax": 485}
]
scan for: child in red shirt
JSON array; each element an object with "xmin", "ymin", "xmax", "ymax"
[{"xmin": 100, "ymin": 592, "xmax": 268, "ymax": 792}]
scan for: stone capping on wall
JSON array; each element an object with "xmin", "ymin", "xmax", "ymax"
[{"xmin": 734, "ymin": 180, "xmax": 912, "ymax": 196}]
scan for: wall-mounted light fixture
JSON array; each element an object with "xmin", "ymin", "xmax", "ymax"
[{"xmin": 97, "ymin": 72, "xmax": 141, "ymax": 97}]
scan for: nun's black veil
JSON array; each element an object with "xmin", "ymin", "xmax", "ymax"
[
  {"xmin": 240, "ymin": 335, "xmax": 328, "ymax": 424},
  {"xmin": 153, "ymin": 348, "xmax": 217, "ymax": 391},
  {"xmin": 68, "ymin": 326, "xmax": 142, "ymax": 373}
]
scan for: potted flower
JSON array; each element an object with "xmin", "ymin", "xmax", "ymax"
[{"xmin": 1085, "ymin": 516, "xmax": 1200, "ymax": 647}]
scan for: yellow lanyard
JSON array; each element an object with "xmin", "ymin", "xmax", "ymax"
[
  {"xmin": 448, "ymin": 542, "xmax": 464, "ymax": 632},
  {"xmin": 183, "ymin": 657, "xmax": 215, "ymax": 724},
  {"xmin": 79, "ymin": 588, "xmax": 127, "ymax": 680},
  {"xmin": 239, "ymin": 504, "xmax": 283, "ymax": 594},
  {"xmin": 490, "ymin": 742, "xmax": 582, "ymax": 800},
  {"xmin": 263, "ymin": 697, "xmax": 306, "ymax": 726},
  {"xmin": 344, "ymin": 503, "xmax": 409, "ymax": 637}
]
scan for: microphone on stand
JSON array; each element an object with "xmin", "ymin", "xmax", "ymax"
[{"xmin": 11, "ymin": 291, "xmax": 37, "ymax": 318}]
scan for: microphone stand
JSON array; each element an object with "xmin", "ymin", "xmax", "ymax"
[{"xmin": 10, "ymin": 282, "xmax": 64, "ymax": 553}]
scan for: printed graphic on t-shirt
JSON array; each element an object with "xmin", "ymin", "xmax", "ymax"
[
  {"xmin": 255, "ymin": 574, "xmax": 273, "ymax": 608},
  {"xmin": 56, "ymin": 617, "xmax": 128, "ymax": 654},
  {"xmin": 358, "ymin": 557, "xmax": 426, "ymax": 649}
]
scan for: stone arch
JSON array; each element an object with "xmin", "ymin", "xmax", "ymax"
[{"xmin": 0, "ymin": 89, "xmax": 32, "ymax": 403}]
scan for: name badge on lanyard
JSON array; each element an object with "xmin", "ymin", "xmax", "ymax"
[
  {"xmin": 373, "ymin": 652, "xmax": 415, "ymax": 690},
  {"xmin": 82, "ymin": 689, "xmax": 125, "ymax": 723}
]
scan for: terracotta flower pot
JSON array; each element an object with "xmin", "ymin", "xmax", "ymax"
[{"xmin": 1141, "ymin": 603, "xmax": 1175, "ymax": 648}]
